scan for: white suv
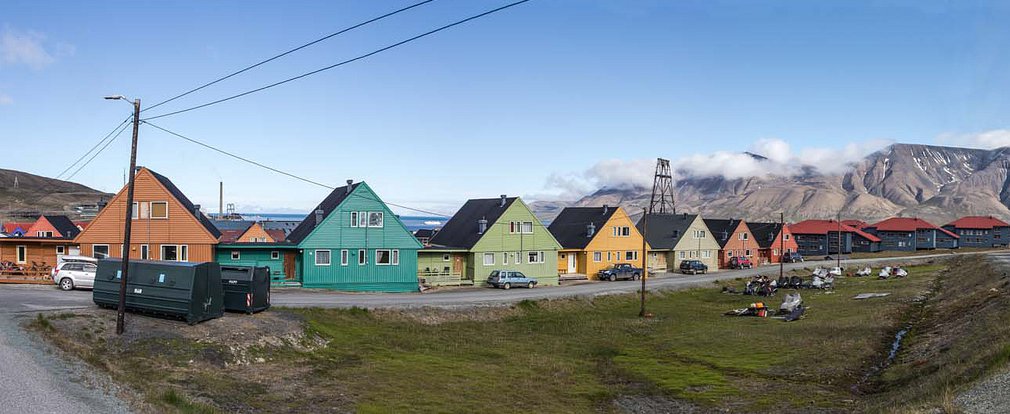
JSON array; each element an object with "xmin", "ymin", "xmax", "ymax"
[{"xmin": 52, "ymin": 261, "xmax": 98, "ymax": 291}]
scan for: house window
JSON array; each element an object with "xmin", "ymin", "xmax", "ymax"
[
  {"xmin": 593, "ymin": 252, "xmax": 602, "ymax": 262},
  {"xmin": 56, "ymin": 245, "xmax": 65, "ymax": 255},
  {"xmin": 612, "ymin": 226, "xmax": 618, "ymax": 236},
  {"xmin": 784, "ymin": 234, "xmax": 790, "ymax": 240},
  {"xmin": 773, "ymin": 249, "xmax": 779, "ymax": 256},
  {"xmin": 527, "ymin": 251, "xmax": 544, "ymax": 263},
  {"xmin": 358, "ymin": 249, "xmax": 366, "ymax": 265},
  {"xmin": 521, "ymin": 222, "xmax": 533, "ymax": 234},
  {"xmin": 180, "ymin": 245, "xmax": 188, "ymax": 261},
  {"xmin": 340, "ymin": 250, "xmax": 349, "ymax": 266},
  {"xmin": 358, "ymin": 212, "xmax": 368, "ymax": 228},
  {"xmin": 727, "ymin": 251, "xmax": 734, "ymax": 257},
  {"xmin": 161, "ymin": 245, "xmax": 179, "ymax": 261},
  {"xmin": 607, "ymin": 252, "xmax": 612, "ymax": 261},
  {"xmin": 621, "ymin": 227, "xmax": 631, "ymax": 237},
  {"xmin": 231, "ymin": 251, "xmax": 241, "ymax": 260},
  {"xmin": 483, "ymin": 253, "xmax": 495, "ymax": 266},
  {"xmin": 350, "ymin": 212, "xmax": 358, "ymax": 227},
  {"xmin": 679, "ymin": 251, "xmax": 686, "ymax": 259},
  {"xmin": 740, "ymin": 233, "xmax": 749, "ymax": 240},
  {"xmin": 392, "ymin": 250, "xmax": 399, "ymax": 266},
  {"xmin": 368, "ymin": 212, "xmax": 384, "ymax": 228},
  {"xmin": 745, "ymin": 249, "xmax": 752, "ymax": 257},
  {"xmin": 503, "ymin": 252, "xmax": 509, "ymax": 265},
  {"xmin": 689, "ymin": 251, "xmax": 696, "ymax": 258},
  {"xmin": 442, "ymin": 254, "xmax": 450, "ymax": 261},
  {"xmin": 140, "ymin": 245, "xmax": 149, "ymax": 260},
  {"xmin": 36, "ymin": 231, "xmax": 53, "ymax": 238},
  {"xmin": 672, "ymin": 230, "xmax": 680, "ymax": 238},
  {"xmin": 315, "ymin": 250, "xmax": 331, "ymax": 266},
  {"xmin": 702, "ymin": 250, "xmax": 711, "ymax": 258},
  {"xmin": 132, "ymin": 202, "xmax": 139, "ymax": 219},
  {"xmin": 151, "ymin": 201, "xmax": 168, "ymax": 219},
  {"xmin": 16, "ymin": 245, "xmax": 27, "ymax": 263},
  {"xmin": 271, "ymin": 251, "xmax": 280, "ymax": 260},
  {"xmin": 93, "ymin": 245, "xmax": 110, "ymax": 259},
  {"xmin": 376, "ymin": 249, "xmax": 392, "ymax": 265},
  {"xmin": 625, "ymin": 251, "xmax": 634, "ymax": 261}
]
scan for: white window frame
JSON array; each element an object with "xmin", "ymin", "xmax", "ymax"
[
  {"xmin": 56, "ymin": 245, "xmax": 66, "ymax": 255},
  {"xmin": 93, "ymin": 244, "xmax": 110, "ymax": 259},
  {"xmin": 161, "ymin": 245, "xmax": 178, "ymax": 261},
  {"xmin": 503, "ymin": 252, "xmax": 509, "ymax": 265},
  {"xmin": 271, "ymin": 251, "xmax": 280, "ymax": 260},
  {"xmin": 483, "ymin": 252, "xmax": 495, "ymax": 266},
  {"xmin": 315, "ymin": 249, "xmax": 331, "ymax": 266},
  {"xmin": 231, "ymin": 251, "xmax": 241, "ymax": 260},
  {"xmin": 16, "ymin": 245, "xmax": 27, "ymax": 263},
  {"xmin": 392, "ymin": 250, "xmax": 399, "ymax": 266},
  {"xmin": 702, "ymin": 250, "xmax": 711, "ymax": 259},
  {"xmin": 442, "ymin": 254, "xmax": 450, "ymax": 261},
  {"xmin": 358, "ymin": 249, "xmax": 366, "ymax": 265},
  {"xmin": 131, "ymin": 202, "xmax": 140, "ymax": 219},
  {"xmin": 358, "ymin": 212, "xmax": 368, "ymax": 228},
  {"xmin": 350, "ymin": 211, "xmax": 359, "ymax": 227},
  {"xmin": 367, "ymin": 212, "xmax": 384, "ymax": 228},
  {"xmin": 527, "ymin": 251, "xmax": 545, "ymax": 264},
  {"xmin": 340, "ymin": 249, "xmax": 349, "ymax": 266},
  {"xmin": 593, "ymin": 252, "xmax": 602, "ymax": 262},
  {"xmin": 180, "ymin": 245, "xmax": 188, "ymax": 261},
  {"xmin": 150, "ymin": 201, "xmax": 169, "ymax": 219},
  {"xmin": 521, "ymin": 221, "xmax": 534, "ymax": 234},
  {"xmin": 37, "ymin": 231, "xmax": 53, "ymax": 238},
  {"xmin": 375, "ymin": 249, "xmax": 393, "ymax": 266},
  {"xmin": 140, "ymin": 244, "xmax": 149, "ymax": 260},
  {"xmin": 621, "ymin": 227, "xmax": 631, "ymax": 237},
  {"xmin": 784, "ymin": 234, "xmax": 790, "ymax": 240}
]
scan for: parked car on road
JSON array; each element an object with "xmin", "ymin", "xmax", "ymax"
[
  {"xmin": 679, "ymin": 260, "xmax": 708, "ymax": 275},
  {"xmin": 51, "ymin": 261, "xmax": 98, "ymax": 291},
  {"xmin": 57, "ymin": 254, "xmax": 98, "ymax": 266},
  {"xmin": 598, "ymin": 263, "xmax": 643, "ymax": 281},
  {"xmin": 783, "ymin": 252, "xmax": 804, "ymax": 263},
  {"xmin": 486, "ymin": 270, "xmax": 537, "ymax": 289},
  {"xmin": 729, "ymin": 256, "xmax": 753, "ymax": 269}
]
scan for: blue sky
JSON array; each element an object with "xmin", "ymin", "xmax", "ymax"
[{"xmin": 2, "ymin": 0, "xmax": 1010, "ymax": 215}]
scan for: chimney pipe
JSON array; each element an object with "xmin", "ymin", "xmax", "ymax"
[
  {"xmin": 500, "ymin": 194, "xmax": 507, "ymax": 207},
  {"xmin": 346, "ymin": 180, "xmax": 353, "ymax": 194},
  {"xmin": 219, "ymin": 182, "xmax": 224, "ymax": 217},
  {"xmin": 193, "ymin": 204, "xmax": 201, "ymax": 215},
  {"xmin": 478, "ymin": 217, "xmax": 488, "ymax": 234},
  {"xmin": 315, "ymin": 209, "xmax": 324, "ymax": 225},
  {"xmin": 587, "ymin": 222, "xmax": 596, "ymax": 237}
]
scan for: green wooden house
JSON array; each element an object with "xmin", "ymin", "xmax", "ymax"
[
  {"xmin": 286, "ymin": 180, "xmax": 422, "ymax": 292},
  {"xmin": 214, "ymin": 243, "xmax": 299, "ymax": 284},
  {"xmin": 424, "ymin": 195, "xmax": 561, "ymax": 286}
]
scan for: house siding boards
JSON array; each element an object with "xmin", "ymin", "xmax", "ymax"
[
  {"xmin": 748, "ymin": 222, "xmax": 799, "ymax": 265},
  {"xmin": 637, "ymin": 214, "xmax": 720, "ymax": 272},
  {"xmin": 549, "ymin": 207, "xmax": 647, "ymax": 280},
  {"xmin": 865, "ymin": 217, "xmax": 959, "ymax": 251},
  {"xmin": 0, "ymin": 238, "xmax": 74, "ymax": 268},
  {"xmin": 704, "ymin": 219, "xmax": 755, "ymax": 268},
  {"xmin": 73, "ymin": 168, "xmax": 219, "ymax": 262},
  {"xmin": 215, "ymin": 244, "xmax": 298, "ymax": 281},
  {"xmin": 417, "ymin": 248, "xmax": 469, "ymax": 286},
  {"xmin": 295, "ymin": 182, "xmax": 422, "ymax": 292},
  {"xmin": 943, "ymin": 216, "xmax": 1010, "ymax": 248}
]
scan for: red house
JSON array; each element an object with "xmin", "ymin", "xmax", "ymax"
[{"xmin": 748, "ymin": 222, "xmax": 799, "ymax": 265}]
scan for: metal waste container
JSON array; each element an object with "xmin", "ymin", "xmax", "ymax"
[
  {"xmin": 93, "ymin": 259, "xmax": 224, "ymax": 325},
  {"xmin": 220, "ymin": 265, "xmax": 271, "ymax": 314}
]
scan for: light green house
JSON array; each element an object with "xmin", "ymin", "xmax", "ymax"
[{"xmin": 423, "ymin": 195, "xmax": 562, "ymax": 286}]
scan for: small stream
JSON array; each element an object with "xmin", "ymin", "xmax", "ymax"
[{"xmin": 852, "ymin": 325, "xmax": 911, "ymax": 394}]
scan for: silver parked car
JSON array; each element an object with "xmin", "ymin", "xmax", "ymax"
[
  {"xmin": 51, "ymin": 261, "xmax": 98, "ymax": 291},
  {"xmin": 486, "ymin": 270, "xmax": 537, "ymax": 289}
]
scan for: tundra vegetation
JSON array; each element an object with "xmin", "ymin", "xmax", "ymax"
[{"xmin": 28, "ymin": 257, "xmax": 1010, "ymax": 413}]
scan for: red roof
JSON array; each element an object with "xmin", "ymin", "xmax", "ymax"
[
  {"xmin": 2, "ymin": 222, "xmax": 32, "ymax": 233},
  {"xmin": 789, "ymin": 219, "xmax": 881, "ymax": 242},
  {"xmin": 945, "ymin": 216, "xmax": 1010, "ymax": 230},
  {"xmin": 218, "ymin": 229, "xmax": 245, "ymax": 243},
  {"xmin": 869, "ymin": 217, "xmax": 959, "ymax": 239},
  {"xmin": 264, "ymin": 229, "xmax": 287, "ymax": 242}
]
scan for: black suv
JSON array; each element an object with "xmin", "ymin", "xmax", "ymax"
[
  {"xmin": 679, "ymin": 260, "xmax": 708, "ymax": 275},
  {"xmin": 783, "ymin": 252, "xmax": 804, "ymax": 263}
]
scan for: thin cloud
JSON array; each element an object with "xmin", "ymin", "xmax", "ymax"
[
  {"xmin": 0, "ymin": 92, "xmax": 11, "ymax": 105},
  {"xmin": 0, "ymin": 26, "xmax": 72, "ymax": 69},
  {"xmin": 937, "ymin": 129, "xmax": 1010, "ymax": 149}
]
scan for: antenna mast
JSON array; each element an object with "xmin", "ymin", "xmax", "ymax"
[{"xmin": 648, "ymin": 158, "xmax": 675, "ymax": 215}]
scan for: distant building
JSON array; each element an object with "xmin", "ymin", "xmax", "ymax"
[
  {"xmin": 864, "ymin": 217, "xmax": 959, "ymax": 251},
  {"xmin": 413, "ymin": 228, "xmax": 439, "ymax": 246},
  {"xmin": 943, "ymin": 216, "xmax": 1010, "ymax": 248},
  {"xmin": 748, "ymin": 222, "xmax": 799, "ymax": 265},
  {"xmin": 789, "ymin": 220, "xmax": 881, "ymax": 257}
]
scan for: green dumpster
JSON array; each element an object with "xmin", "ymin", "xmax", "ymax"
[
  {"xmin": 220, "ymin": 265, "xmax": 271, "ymax": 314},
  {"xmin": 93, "ymin": 259, "xmax": 224, "ymax": 325}
]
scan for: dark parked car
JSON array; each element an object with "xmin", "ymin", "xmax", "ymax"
[
  {"xmin": 598, "ymin": 263, "xmax": 643, "ymax": 281},
  {"xmin": 783, "ymin": 252, "xmax": 804, "ymax": 263},
  {"xmin": 486, "ymin": 270, "xmax": 537, "ymax": 289},
  {"xmin": 679, "ymin": 260, "xmax": 708, "ymax": 275},
  {"xmin": 729, "ymin": 256, "xmax": 754, "ymax": 269}
]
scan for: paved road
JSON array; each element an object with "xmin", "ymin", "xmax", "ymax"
[{"xmin": 0, "ymin": 286, "xmax": 129, "ymax": 414}]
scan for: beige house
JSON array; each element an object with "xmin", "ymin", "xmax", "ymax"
[{"xmin": 636, "ymin": 213, "xmax": 721, "ymax": 272}]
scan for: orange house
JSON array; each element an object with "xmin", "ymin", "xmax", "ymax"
[
  {"xmin": 548, "ymin": 206, "xmax": 648, "ymax": 279},
  {"xmin": 25, "ymin": 215, "xmax": 83, "ymax": 239},
  {"xmin": 73, "ymin": 167, "xmax": 221, "ymax": 262},
  {"xmin": 748, "ymin": 222, "xmax": 799, "ymax": 265},
  {"xmin": 703, "ymin": 218, "xmax": 755, "ymax": 268},
  {"xmin": 235, "ymin": 222, "xmax": 286, "ymax": 243}
]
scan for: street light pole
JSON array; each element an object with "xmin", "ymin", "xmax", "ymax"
[
  {"xmin": 836, "ymin": 211, "xmax": 842, "ymax": 270},
  {"xmin": 779, "ymin": 212, "xmax": 785, "ymax": 281},
  {"xmin": 107, "ymin": 96, "xmax": 140, "ymax": 335}
]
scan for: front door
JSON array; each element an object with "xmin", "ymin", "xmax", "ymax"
[
  {"xmin": 567, "ymin": 253, "xmax": 577, "ymax": 273},
  {"xmin": 283, "ymin": 251, "xmax": 296, "ymax": 281},
  {"xmin": 453, "ymin": 256, "xmax": 464, "ymax": 278}
]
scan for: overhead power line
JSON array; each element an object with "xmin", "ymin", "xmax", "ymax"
[
  {"xmin": 142, "ymin": 121, "xmax": 450, "ymax": 218},
  {"xmin": 64, "ymin": 119, "xmax": 133, "ymax": 181},
  {"xmin": 56, "ymin": 114, "xmax": 133, "ymax": 180},
  {"xmin": 143, "ymin": 0, "xmax": 438, "ymax": 113},
  {"xmin": 143, "ymin": 0, "xmax": 532, "ymax": 121}
]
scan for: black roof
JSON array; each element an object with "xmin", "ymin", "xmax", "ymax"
[
  {"xmin": 429, "ymin": 197, "xmax": 517, "ymax": 249},
  {"xmin": 262, "ymin": 220, "xmax": 301, "ymax": 237},
  {"xmin": 747, "ymin": 222, "xmax": 783, "ymax": 249},
  {"xmin": 703, "ymin": 218, "xmax": 744, "ymax": 248},
  {"xmin": 413, "ymin": 228, "xmax": 438, "ymax": 239},
  {"xmin": 636, "ymin": 213, "xmax": 698, "ymax": 250},
  {"xmin": 45, "ymin": 215, "xmax": 80, "ymax": 239},
  {"xmin": 211, "ymin": 220, "xmax": 254, "ymax": 232},
  {"xmin": 286, "ymin": 182, "xmax": 360, "ymax": 244},
  {"xmin": 148, "ymin": 169, "xmax": 221, "ymax": 238},
  {"xmin": 548, "ymin": 207, "xmax": 618, "ymax": 249}
]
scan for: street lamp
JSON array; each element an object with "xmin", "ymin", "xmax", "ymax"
[{"xmin": 105, "ymin": 94, "xmax": 141, "ymax": 335}]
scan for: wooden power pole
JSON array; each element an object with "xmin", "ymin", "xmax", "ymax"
[{"xmin": 116, "ymin": 98, "xmax": 141, "ymax": 335}]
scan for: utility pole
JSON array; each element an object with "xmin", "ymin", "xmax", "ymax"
[
  {"xmin": 779, "ymin": 212, "xmax": 785, "ymax": 280},
  {"xmin": 836, "ymin": 211, "xmax": 842, "ymax": 270},
  {"xmin": 640, "ymin": 207, "xmax": 648, "ymax": 317},
  {"xmin": 219, "ymin": 181, "xmax": 224, "ymax": 218},
  {"xmin": 107, "ymin": 95, "xmax": 140, "ymax": 336}
]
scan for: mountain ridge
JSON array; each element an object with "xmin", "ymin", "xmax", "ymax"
[{"xmin": 0, "ymin": 168, "xmax": 111, "ymax": 219}]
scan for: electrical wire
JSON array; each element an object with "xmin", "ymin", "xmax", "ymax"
[
  {"xmin": 142, "ymin": 0, "xmax": 532, "ymax": 121},
  {"xmin": 56, "ymin": 114, "xmax": 133, "ymax": 180},
  {"xmin": 143, "ymin": 0, "xmax": 438, "ymax": 113},
  {"xmin": 142, "ymin": 121, "xmax": 451, "ymax": 218},
  {"xmin": 64, "ymin": 119, "xmax": 133, "ymax": 181}
]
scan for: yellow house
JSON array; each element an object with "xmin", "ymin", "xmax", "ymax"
[{"xmin": 548, "ymin": 206, "xmax": 648, "ymax": 279}]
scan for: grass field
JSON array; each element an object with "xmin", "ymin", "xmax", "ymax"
[{"xmin": 27, "ymin": 259, "xmax": 1010, "ymax": 413}]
